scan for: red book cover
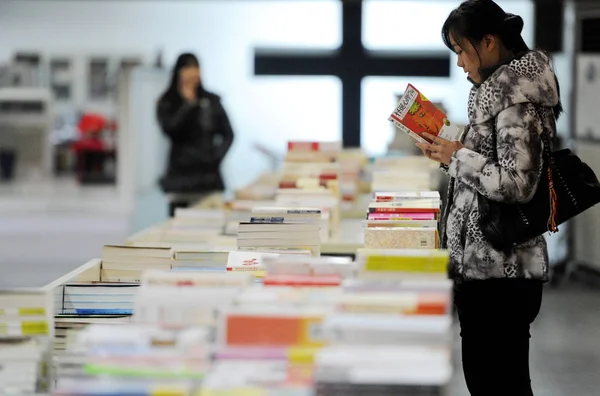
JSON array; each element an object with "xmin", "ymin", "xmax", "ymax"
[
  {"xmin": 388, "ymin": 84, "xmax": 461, "ymax": 144},
  {"xmin": 367, "ymin": 207, "xmax": 440, "ymax": 214}
]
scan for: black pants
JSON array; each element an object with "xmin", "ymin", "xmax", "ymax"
[{"xmin": 454, "ymin": 278, "xmax": 543, "ymax": 396}]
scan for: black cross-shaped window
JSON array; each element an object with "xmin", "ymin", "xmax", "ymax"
[{"xmin": 254, "ymin": 0, "xmax": 451, "ymax": 148}]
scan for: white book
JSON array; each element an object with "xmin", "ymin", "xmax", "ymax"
[
  {"xmin": 252, "ymin": 206, "xmax": 322, "ymax": 214},
  {"xmin": 226, "ymin": 250, "xmax": 279, "ymax": 272},
  {"xmin": 263, "ymin": 256, "xmax": 355, "ymax": 277},
  {"xmin": 236, "ymin": 238, "xmax": 321, "ymax": 248},
  {"xmin": 237, "ymin": 222, "xmax": 320, "ymax": 233},
  {"xmin": 237, "ymin": 231, "xmax": 319, "ymax": 240},
  {"xmin": 141, "ymin": 269, "xmax": 253, "ymax": 287}
]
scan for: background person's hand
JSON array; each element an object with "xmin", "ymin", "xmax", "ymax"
[{"xmin": 416, "ymin": 132, "xmax": 464, "ymax": 165}]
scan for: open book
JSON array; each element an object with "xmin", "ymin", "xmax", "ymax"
[{"xmin": 389, "ymin": 84, "xmax": 462, "ymax": 144}]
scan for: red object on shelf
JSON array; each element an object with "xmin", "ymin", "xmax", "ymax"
[
  {"xmin": 71, "ymin": 113, "xmax": 116, "ymax": 183},
  {"xmin": 72, "ymin": 113, "xmax": 107, "ymax": 152},
  {"xmin": 262, "ymin": 274, "xmax": 342, "ymax": 287}
]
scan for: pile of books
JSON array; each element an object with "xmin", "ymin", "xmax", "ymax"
[
  {"xmin": 275, "ymin": 141, "xmax": 343, "ymax": 241},
  {"xmin": 338, "ymin": 149, "xmax": 372, "ymax": 218},
  {"xmin": 53, "ymin": 323, "xmax": 211, "ymax": 395},
  {"xmin": 233, "ymin": 206, "xmax": 323, "ymax": 257},
  {"xmin": 52, "ymin": 250, "xmax": 454, "ymax": 394},
  {"xmin": 222, "ymin": 199, "xmax": 277, "ymax": 236},
  {"xmin": 100, "ymin": 245, "xmax": 172, "ymax": 283},
  {"xmin": 133, "ymin": 271, "xmax": 254, "ymax": 330},
  {"xmin": 330, "ymin": 249, "xmax": 453, "ymax": 394},
  {"xmin": 171, "ymin": 249, "xmax": 229, "ymax": 272},
  {"xmin": 364, "ymin": 191, "xmax": 441, "ymax": 249},
  {"xmin": 0, "ymin": 288, "xmax": 54, "ymax": 393}
]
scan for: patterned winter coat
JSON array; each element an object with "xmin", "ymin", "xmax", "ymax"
[{"xmin": 440, "ymin": 50, "xmax": 559, "ymax": 283}]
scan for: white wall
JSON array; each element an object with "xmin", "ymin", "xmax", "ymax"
[{"xmin": 0, "ymin": 0, "xmax": 539, "ymax": 189}]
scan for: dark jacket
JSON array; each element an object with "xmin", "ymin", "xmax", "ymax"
[{"xmin": 156, "ymin": 88, "xmax": 234, "ymax": 193}]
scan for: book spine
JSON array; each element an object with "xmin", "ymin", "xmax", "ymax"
[
  {"xmin": 279, "ymin": 180, "xmax": 329, "ymax": 189},
  {"xmin": 366, "ymin": 214, "xmax": 436, "ymax": 221},
  {"xmin": 367, "ymin": 208, "xmax": 439, "ymax": 213},
  {"xmin": 74, "ymin": 309, "xmax": 133, "ymax": 315},
  {"xmin": 250, "ymin": 217, "xmax": 285, "ymax": 223}
]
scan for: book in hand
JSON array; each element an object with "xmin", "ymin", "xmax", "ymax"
[{"xmin": 389, "ymin": 84, "xmax": 462, "ymax": 144}]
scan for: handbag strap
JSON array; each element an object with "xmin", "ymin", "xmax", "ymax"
[{"xmin": 537, "ymin": 108, "xmax": 559, "ymax": 232}]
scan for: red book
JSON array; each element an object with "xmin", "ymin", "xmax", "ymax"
[{"xmin": 367, "ymin": 207, "xmax": 440, "ymax": 214}]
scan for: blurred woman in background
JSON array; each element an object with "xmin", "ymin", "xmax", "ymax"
[{"xmin": 157, "ymin": 53, "xmax": 234, "ymax": 216}]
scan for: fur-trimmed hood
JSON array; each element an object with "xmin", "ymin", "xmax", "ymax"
[{"xmin": 469, "ymin": 50, "xmax": 559, "ymax": 124}]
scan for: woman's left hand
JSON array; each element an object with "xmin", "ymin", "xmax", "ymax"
[{"xmin": 416, "ymin": 133, "xmax": 464, "ymax": 166}]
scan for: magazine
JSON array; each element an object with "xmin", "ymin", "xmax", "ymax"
[{"xmin": 388, "ymin": 84, "xmax": 462, "ymax": 144}]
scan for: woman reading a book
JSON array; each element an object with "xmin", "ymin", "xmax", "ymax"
[
  {"xmin": 416, "ymin": 1, "xmax": 563, "ymax": 395},
  {"xmin": 157, "ymin": 53, "xmax": 235, "ymax": 216}
]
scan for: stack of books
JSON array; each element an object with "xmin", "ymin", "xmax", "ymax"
[
  {"xmin": 100, "ymin": 245, "xmax": 172, "ymax": 283},
  {"xmin": 312, "ymin": 249, "xmax": 453, "ymax": 394},
  {"xmin": 133, "ymin": 270, "xmax": 254, "ymax": 330},
  {"xmin": 338, "ymin": 148, "xmax": 371, "ymax": 217},
  {"xmin": 50, "ymin": 249, "xmax": 455, "ymax": 394},
  {"xmin": 53, "ymin": 315, "xmax": 132, "ymax": 379},
  {"xmin": 170, "ymin": 249, "xmax": 229, "ymax": 272},
  {"xmin": 223, "ymin": 199, "xmax": 277, "ymax": 236},
  {"xmin": 59, "ymin": 283, "xmax": 138, "ymax": 316},
  {"xmin": 52, "ymin": 283, "xmax": 139, "ymax": 376},
  {"xmin": 53, "ymin": 323, "xmax": 211, "ymax": 394},
  {"xmin": 0, "ymin": 288, "xmax": 54, "ymax": 393},
  {"xmin": 234, "ymin": 206, "xmax": 323, "ymax": 257},
  {"xmin": 262, "ymin": 255, "xmax": 355, "ymax": 287},
  {"xmin": 275, "ymin": 141, "xmax": 343, "ymax": 241},
  {"xmin": 363, "ymin": 191, "xmax": 441, "ymax": 249},
  {"xmin": 226, "ymin": 249, "xmax": 312, "ymax": 279}
]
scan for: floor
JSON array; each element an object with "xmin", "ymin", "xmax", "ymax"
[
  {"xmin": 1, "ymin": 178, "xmax": 599, "ymax": 395},
  {"xmin": 0, "ymin": 178, "xmax": 131, "ymax": 288},
  {"xmin": 447, "ymin": 283, "xmax": 600, "ymax": 395}
]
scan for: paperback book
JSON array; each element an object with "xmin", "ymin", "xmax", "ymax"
[{"xmin": 389, "ymin": 84, "xmax": 462, "ymax": 144}]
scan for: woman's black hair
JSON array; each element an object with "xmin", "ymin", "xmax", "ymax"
[
  {"xmin": 442, "ymin": 0, "xmax": 563, "ymax": 120},
  {"xmin": 159, "ymin": 52, "xmax": 200, "ymax": 104}
]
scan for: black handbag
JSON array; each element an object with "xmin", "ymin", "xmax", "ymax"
[{"xmin": 477, "ymin": 123, "xmax": 600, "ymax": 252}]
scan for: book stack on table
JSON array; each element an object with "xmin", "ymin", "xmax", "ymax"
[
  {"xmin": 275, "ymin": 141, "xmax": 344, "ymax": 241},
  {"xmin": 233, "ymin": 206, "xmax": 323, "ymax": 258},
  {"xmin": 50, "ymin": 250, "xmax": 453, "ymax": 395},
  {"xmin": 0, "ymin": 288, "xmax": 54, "ymax": 394},
  {"xmin": 317, "ymin": 249, "xmax": 453, "ymax": 395},
  {"xmin": 338, "ymin": 149, "xmax": 370, "ymax": 216},
  {"xmin": 170, "ymin": 249, "xmax": 229, "ymax": 272},
  {"xmin": 363, "ymin": 191, "xmax": 441, "ymax": 250}
]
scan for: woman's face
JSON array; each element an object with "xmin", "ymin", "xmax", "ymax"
[
  {"xmin": 450, "ymin": 33, "xmax": 498, "ymax": 84},
  {"xmin": 179, "ymin": 65, "xmax": 201, "ymax": 87}
]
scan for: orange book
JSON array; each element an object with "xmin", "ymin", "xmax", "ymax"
[
  {"xmin": 389, "ymin": 84, "xmax": 462, "ymax": 144},
  {"xmin": 225, "ymin": 313, "xmax": 325, "ymax": 347}
]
